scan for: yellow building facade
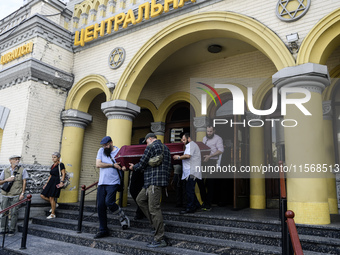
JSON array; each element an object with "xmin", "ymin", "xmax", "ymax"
[{"xmin": 1, "ymin": 0, "xmax": 340, "ymax": 225}]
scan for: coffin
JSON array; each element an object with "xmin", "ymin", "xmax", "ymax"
[{"xmin": 115, "ymin": 142, "xmax": 210, "ymax": 168}]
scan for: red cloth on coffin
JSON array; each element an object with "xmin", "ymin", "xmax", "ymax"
[{"xmin": 114, "ymin": 142, "xmax": 211, "ymax": 168}]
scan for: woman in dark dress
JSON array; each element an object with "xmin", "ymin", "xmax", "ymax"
[{"xmin": 41, "ymin": 152, "xmax": 65, "ymax": 219}]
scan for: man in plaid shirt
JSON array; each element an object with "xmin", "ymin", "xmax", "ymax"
[{"xmin": 129, "ymin": 133, "xmax": 171, "ymax": 248}]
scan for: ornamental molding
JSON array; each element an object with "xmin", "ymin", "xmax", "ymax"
[
  {"xmin": 0, "ymin": 14, "xmax": 73, "ymax": 53},
  {"xmin": 0, "ymin": 58, "xmax": 74, "ymax": 91},
  {"xmin": 108, "ymin": 47, "xmax": 125, "ymax": 69},
  {"xmin": 273, "ymin": 63, "xmax": 330, "ymax": 94},
  {"xmin": 89, "ymin": 9, "xmax": 98, "ymax": 15},
  {"xmin": 73, "ymin": 0, "xmax": 224, "ymax": 52},
  {"xmin": 0, "ymin": 164, "xmax": 51, "ymax": 194},
  {"xmin": 101, "ymin": 100, "xmax": 140, "ymax": 121},
  {"xmin": 99, "ymin": 5, "xmax": 107, "ymax": 11},
  {"xmin": 323, "ymin": 100, "xmax": 332, "ymax": 120},
  {"xmin": 0, "ymin": 0, "xmax": 72, "ymax": 35},
  {"xmin": 61, "ymin": 109, "xmax": 93, "ymax": 129},
  {"xmin": 151, "ymin": 122, "xmax": 165, "ymax": 135},
  {"xmin": 276, "ymin": 0, "xmax": 311, "ymax": 22}
]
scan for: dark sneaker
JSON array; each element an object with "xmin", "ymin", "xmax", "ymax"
[
  {"xmin": 94, "ymin": 231, "xmax": 110, "ymax": 239},
  {"xmin": 8, "ymin": 231, "xmax": 15, "ymax": 236},
  {"xmin": 147, "ymin": 239, "xmax": 167, "ymax": 248}
]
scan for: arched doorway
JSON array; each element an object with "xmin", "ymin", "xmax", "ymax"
[
  {"xmin": 208, "ymin": 93, "xmax": 250, "ymax": 209},
  {"xmin": 164, "ymin": 102, "xmax": 194, "ymax": 143}
]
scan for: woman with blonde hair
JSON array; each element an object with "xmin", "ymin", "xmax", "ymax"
[{"xmin": 41, "ymin": 152, "xmax": 65, "ymax": 219}]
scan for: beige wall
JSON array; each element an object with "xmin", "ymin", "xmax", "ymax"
[{"xmin": 80, "ymin": 93, "xmax": 107, "ymax": 201}]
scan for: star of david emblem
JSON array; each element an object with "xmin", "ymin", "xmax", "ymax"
[
  {"xmin": 276, "ymin": 0, "xmax": 311, "ymax": 22},
  {"xmin": 108, "ymin": 47, "xmax": 125, "ymax": 69}
]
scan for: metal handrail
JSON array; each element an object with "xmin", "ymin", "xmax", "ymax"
[
  {"xmin": 279, "ymin": 161, "xmax": 303, "ymax": 255},
  {"xmin": 285, "ymin": 211, "xmax": 304, "ymax": 255},
  {"xmin": 77, "ymin": 182, "xmax": 98, "ymax": 233},
  {"xmin": 0, "ymin": 194, "xmax": 32, "ymax": 249}
]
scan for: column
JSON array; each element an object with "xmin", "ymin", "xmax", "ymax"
[
  {"xmin": 98, "ymin": 4, "xmax": 107, "ymax": 17},
  {"xmin": 80, "ymin": 13, "xmax": 88, "ymax": 26},
  {"xmin": 108, "ymin": 0, "xmax": 116, "ymax": 14},
  {"xmin": 273, "ymin": 63, "xmax": 330, "ymax": 224},
  {"xmin": 193, "ymin": 116, "xmax": 209, "ymax": 203},
  {"xmin": 246, "ymin": 113, "xmax": 266, "ymax": 209},
  {"xmin": 89, "ymin": 9, "xmax": 97, "ymax": 22},
  {"xmin": 323, "ymin": 101, "xmax": 338, "ymax": 214},
  {"xmin": 59, "ymin": 109, "xmax": 92, "ymax": 203},
  {"xmin": 194, "ymin": 116, "xmax": 209, "ymax": 142},
  {"xmin": 151, "ymin": 122, "xmax": 165, "ymax": 142},
  {"xmin": 73, "ymin": 17, "xmax": 79, "ymax": 29},
  {"xmin": 102, "ymin": 100, "xmax": 140, "ymax": 207}
]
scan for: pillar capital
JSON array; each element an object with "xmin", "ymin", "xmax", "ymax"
[
  {"xmin": 151, "ymin": 122, "xmax": 165, "ymax": 136},
  {"xmin": 101, "ymin": 100, "xmax": 140, "ymax": 122},
  {"xmin": 193, "ymin": 116, "xmax": 209, "ymax": 132},
  {"xmin": 273, "ymin": 63, "xmax": 330, "ymax": 94},
  {"xmin": 61, "ymin": 109, "xmax": 92, "ymax": 129},
  {"xmin": 323, "ymin": 100, "xmax": 332, "ymax": 120},
  {"xmin": 98, "ymin": 4, "xmax": 107, "ymax": 11}
]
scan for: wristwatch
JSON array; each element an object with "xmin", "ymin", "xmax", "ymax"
[
  {"xmin": 178, "ymin": 156, "xmax": 180, "ymax": 160},
  {"xmin": 21, "ymin": 193, "xmax": 24, "ymax": 196}
]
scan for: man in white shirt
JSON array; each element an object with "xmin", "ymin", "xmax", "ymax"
[{"xmin": 173, "ymin": 133, "xmax": 202, "ymax": 214}]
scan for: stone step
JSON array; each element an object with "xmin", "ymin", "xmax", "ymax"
[
  {"xmin": 20, "ymin": 223, "xmax": 217, "ymax": 255},
  {"xmin": 58, "ymin": 203, "xmax": 340, "ymax": 239},
  {"xmin": 57, "ymin": 203, "xmax": 282, "ymax": 232},
  {"xmin": 42, "ymin": 209, "xmax": 282, "ymax": 246},
  {"xmin": 27, "ymin": 214, "xmax": 281, "ymax": 254},
  {"xmin": 40, "ymin": 208, "xmax": 340, "ymax": 254},
  {"xmin": 1, "ymin": 232, "xmax": 123, "ymax": 255}
]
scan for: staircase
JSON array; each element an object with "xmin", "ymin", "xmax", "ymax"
[{"xmin": 2, "ymin": 202, "xmax": 340, "ymax": 254}]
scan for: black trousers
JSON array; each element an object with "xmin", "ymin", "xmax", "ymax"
[{"xmin": 130, "ymin": 170, "xmax": 145, "ymax": 217}]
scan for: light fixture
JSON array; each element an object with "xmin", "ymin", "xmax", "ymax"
[
  {"xmin": 286, "ymin": 33, "xmax": 299, "ymax": 52},
  {"xmin": 208, "ymin": 45, "xmax": 222, "ymax": 53},
  {"xmin": 106, "ymin": 82, "xmax": 115, "ymax": 93}
]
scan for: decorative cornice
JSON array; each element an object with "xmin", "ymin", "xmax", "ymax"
[
  {"xmin": 80, "ymin": 13, "xmax": 89, "ymax": 19},
  {"xmin": 98, "ymin": 5, "xmax": 107, "ymax": 11},
  {"xmin": 89, "ymin": 9, "xmax": 98, "ymax": 15},
  {"xmin": 72, "ymin": 0, "xmax": 224, "ymax": 52},
  {"xmin": 151, "ymin": 122, "xmax": 165, "ymax": 136},
  {"xmin": 108, "ymin": 0, "xmax": 116, "ymax": 7},
  {"xmin": 0, "ymin": 0, "xmax": 72, "ymax": 34},
  {"xmin": 193, "ymin": 116, "xmax": 209, "ymax": 132},
  {"xmin": 101, "ymin": 100, "xmax": 140, "ymax": 121},
  {"xmin": 0, "ymin": 14, "xmax": 73, "ymax": 53},
  {"xmin": 61, "ymin": 109, "xmax": 92, "ymax": 129},
  {"xmin": 323, "ymin": 100, "xmax": 332, "ymax": 120},
  {"xmin": 0, "ymin": 58, "xmax": 74, "ymax": 91},
  {"xmin": 273, "ymin": 63, "xmax": 330, "ymax": 94}
]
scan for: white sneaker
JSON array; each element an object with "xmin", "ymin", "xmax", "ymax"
[
  {"xmin": 49, "ymin": 203, "xmax": 59, "ymax": 213},
  {"xmin": 47, "ymin": 214, "xmax": 56, "ymax": 219},
  {"xmin": 120, "ymin": 216, "xmax": 130, "ymax": 230}
]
